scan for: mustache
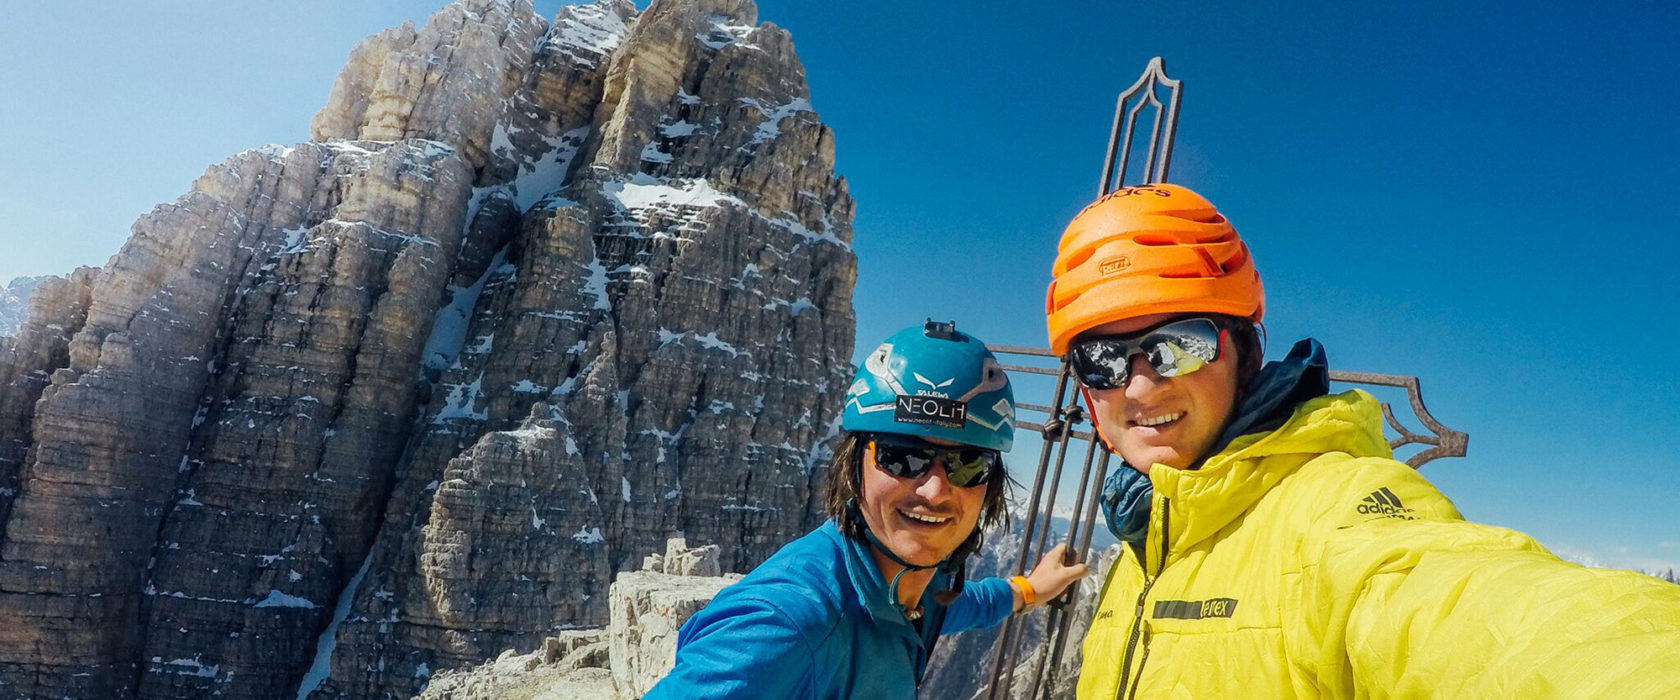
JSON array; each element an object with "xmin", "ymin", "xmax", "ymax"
[{"xmin": 897, "ymin": 501, "xmax": 959, "ymax": 518}]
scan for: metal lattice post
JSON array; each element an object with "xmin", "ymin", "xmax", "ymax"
[
  {"xmin": 983, "ymin": 56, "xmax": 1186, "ymax": 700},
  {"xmin": 982, "ymin": 358, "xmax": 1076, "ymax": 699}
]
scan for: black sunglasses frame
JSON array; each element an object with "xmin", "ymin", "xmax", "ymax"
[{"xmin": 864, "ymin": 432, "xmax": 1001, "ymax": 488}]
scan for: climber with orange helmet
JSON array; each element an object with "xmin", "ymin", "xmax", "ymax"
[
  {"xmin": 1047, "ymin": 183, "xmax": 1680, "ymax": 698},
  {"xmin": 647, "ymin": 321, "xmax": 1088, "ymax": 699}
]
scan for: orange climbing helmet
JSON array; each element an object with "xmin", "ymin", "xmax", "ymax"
[{"xmin": 1045, "ymin": 183, "xmax": 1264, "ymax": 356}]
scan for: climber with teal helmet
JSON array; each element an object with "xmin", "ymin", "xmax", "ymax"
[{"xmin": 646, "ymin": 320, "xmax": 1089, "ymax": 699}]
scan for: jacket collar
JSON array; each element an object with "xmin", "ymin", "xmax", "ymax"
[
  {"xmin": 1205, "ymin": 337, "xmax": 1332, "ymax": 461},
  {"xmin": 826, "ymin": 520, "xmax": 940, "ymax": 633},
  {"xmin": 1150, "ymin": 343, "xmax": 1393, "ymax": 553}
]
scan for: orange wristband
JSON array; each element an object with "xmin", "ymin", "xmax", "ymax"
[{"xmin": 1010, "ymin": 575, "xmax": 1036, "ymax": 607}]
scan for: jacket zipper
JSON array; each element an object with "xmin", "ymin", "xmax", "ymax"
[
  {"xmin": 1114, "ymin": 497, "xmax": 1170, "ymax": 700},
  {"xmin": 1124, "ymin": 627, "xmax": 1153, "ymax": 700},
  {"xmin": 1112, "ymin": 579, "xmax": 1152, "ymax": 695}
]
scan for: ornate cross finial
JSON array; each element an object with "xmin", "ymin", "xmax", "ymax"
[{"xmin": 1099, "ymin": 56, "xmax": 1182, "ymax": 194}]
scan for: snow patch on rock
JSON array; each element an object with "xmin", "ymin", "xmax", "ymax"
[
  {"xmin": 294, "ymin": 552, "xmax": 373, "ymax": 699},
  {"xmin": 745, "ymin": 97, "xmax": 813, "ymax": 145},
  {"xmin": 604, "ymin": 175, "xmax": 746, "ymax": 212},
  {"xmin": 422, "ymin": 246, "xmax": 510, "ymax": 373},
  {"xmin": 253, "ymin": 590, "xmax": 317, "ymax": 609},
  {"xmin": 546, "ymin": 0, "xmax": 632, "ymax": 67},
  {"xmin": 571, "ymin": 526, "xmax": 606, "ymax": 545}
]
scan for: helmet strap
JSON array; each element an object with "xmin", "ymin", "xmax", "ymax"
[
  {"xmin": 1079, "ymin": 386, "xmax": 1119, "ymax": 454},
  {"xmin": 845, "ymin": 497, "xmax": 964, "ymax": 616},
  {"xmin": 933, "ymin": 531, "xmax": 978, "ymax": 605}
]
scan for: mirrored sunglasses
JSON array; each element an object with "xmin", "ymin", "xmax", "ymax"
[
  {"xmin": 867, "ymin": 433, "xmax": 1001, "ymax": 488},
  {"xmin": 1067, "ymin": 317, "xmax": 1227, "ymax": 391}
]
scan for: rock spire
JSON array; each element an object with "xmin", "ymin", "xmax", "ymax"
[{"xmin": 0, "ymin": 0, "xmax": 854, "ymax": 697}]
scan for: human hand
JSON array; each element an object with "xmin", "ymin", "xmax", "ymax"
[{"xmin": 1012, "ymin": 543, "xmax": 1091, "ymax": 612}]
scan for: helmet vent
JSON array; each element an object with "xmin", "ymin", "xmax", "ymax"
[
  {"xmin": 1160, "ymin": 248, "xmax": 1225, "ymax": 278},
  {"xmin": 1132, "ymin": 233, "xmax": 1176, "ymax": 247},
  {"xmin": 1224, "ymin": 245, "xmax": 1250, "ymax": 273},
  {"xmin": 1061, "ymin": 246, "xmax": 1094, "ymax": 271},
  {"xmin": 1198, "ymin": 230, "xmax": 1237, "ymax": 244}
]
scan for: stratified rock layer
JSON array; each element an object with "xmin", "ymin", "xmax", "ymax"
[
  {"xmin": 0, "ymin": 0, "xmax": 854, "ymax": 698},
  {"xmin": 0, "ymin": 269, "xmax": 96, "ymax": 531}
]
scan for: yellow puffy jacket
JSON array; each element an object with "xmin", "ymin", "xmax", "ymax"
[{"xmin": 1077, "ymin": 390, "xmax": 1680, "ymax": 699}]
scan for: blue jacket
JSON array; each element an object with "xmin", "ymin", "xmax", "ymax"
[{"xmin": 645, "ymin": 520, "xmax": 1016, "ymax": 699}]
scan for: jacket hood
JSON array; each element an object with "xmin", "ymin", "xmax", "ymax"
[{"xmin": 1154, "ymin": 383, "xmax": 1393, "ymax": 554}]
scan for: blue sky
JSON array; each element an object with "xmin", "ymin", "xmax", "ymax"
[{"xmin": 2, "ymin": 1, "xmax": 1676, "ymax": 572}]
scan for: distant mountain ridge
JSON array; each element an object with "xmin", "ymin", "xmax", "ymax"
[{"xmin": 0, "ymin": 276, "xmax": 45, "ymax": 337}]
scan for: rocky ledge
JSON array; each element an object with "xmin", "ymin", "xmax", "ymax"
[{"xmin": 417, "ymin": 538, "xmax": 737, "ymax": 699}]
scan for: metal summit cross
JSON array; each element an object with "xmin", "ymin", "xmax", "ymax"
[{"xmin": 980, "ymin": 57, "xmax": 1469, "ymax": 700}]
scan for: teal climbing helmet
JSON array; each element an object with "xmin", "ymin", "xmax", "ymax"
[{"xmin": 842, "ymin": 320, "xmax": 1015, "ymax": 452}]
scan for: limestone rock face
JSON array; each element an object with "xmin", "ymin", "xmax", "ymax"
[
  {"xmin": 416, "ymin": 630, "xmax": 617, "ymax": 700},
  {"xmin": 0, "ymin": 139, "xmax": 474, "ymax": 700},
  {"xmin": 0, "ymin": 268, "xmax": 96, "ymax": 531},
  {"xmin": 414, "ymin": 537, "xmax": 738, "ymax": 700},
  {"xmin": 642, "ymin": 536, "xmax": 724, "ymax": 577},
  {"xmin": 309, "ymin": 0, "xmax": 548, "ymax": 173},
  {"xmin": 0, "ymin": 0, "xmax": 852, "ymax": 698},
  {"xmin": 608, "ymin": 570, "xmax": 738, "ymax": 698},
  {"xmin": 309, "ymin": 1, "xmax": 853, "ymax": 695}
]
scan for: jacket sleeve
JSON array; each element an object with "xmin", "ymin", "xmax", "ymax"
[
  {"xmin": 939, "ymin": 576, "xmax": 1015, "ymax": 633},
  {"xmin": 643, "ymin": 588, "xmax": 821, "ymax": 699},
  {"xmin": 1295, "ymin": 457, "xmax": 1680, "ymax": 699}
]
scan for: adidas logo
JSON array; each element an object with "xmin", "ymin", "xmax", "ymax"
[{"xmin": 1357, "ymin": 487, "xmax": 1416, "ymax": 520}]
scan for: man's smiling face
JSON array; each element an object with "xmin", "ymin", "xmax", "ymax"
[
  {"xmin": 1083, "ymin": 313, "xmax": 1242, "ymax": 474},
  {"xmin": 856, "ymin": 438, "xmax": 985, "ymax": 568}
]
